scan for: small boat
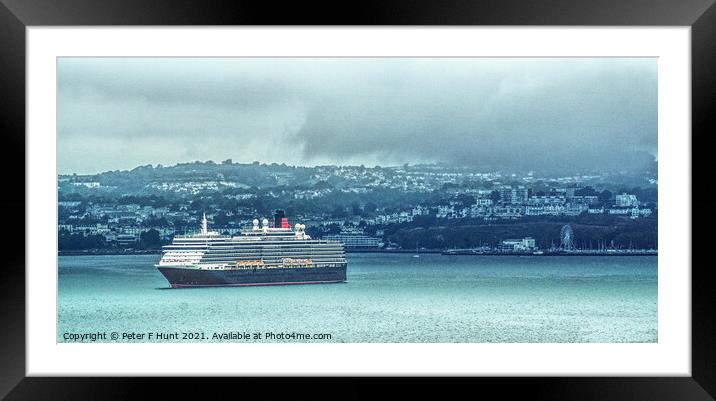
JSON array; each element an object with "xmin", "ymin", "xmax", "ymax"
[{"xmin": 412, "ymin": 254, "xmax": 420, "ymax": 258}]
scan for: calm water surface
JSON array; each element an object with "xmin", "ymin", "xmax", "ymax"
[{"xmin": 58, "ymin": 253, "xmax": 657, "ymax": 343}]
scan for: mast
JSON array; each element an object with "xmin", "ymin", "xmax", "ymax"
[{"xmin": 201, "ymin": 213, "xmax": 208, "ymax": 234}]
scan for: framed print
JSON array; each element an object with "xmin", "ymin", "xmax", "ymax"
[{"xmin": 3, "ymin": 0, "xmax": 716, "ymax": 399}]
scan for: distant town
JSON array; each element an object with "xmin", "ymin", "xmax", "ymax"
[{"xmin": 58, "ymin": 160, "xmax": 658, "ymax": 254}]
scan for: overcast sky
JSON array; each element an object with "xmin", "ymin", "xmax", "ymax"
[{"xmin": 58, "ymin": 57, "xmax": 657, "ymax": 174}]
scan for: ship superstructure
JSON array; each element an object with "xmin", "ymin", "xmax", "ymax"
[{"xmin": 156, "ymin": 210, "xmax": 347, "ymax": 288}]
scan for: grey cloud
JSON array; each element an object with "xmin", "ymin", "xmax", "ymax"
[
  {"xmin": 58, "ymin": 57, "xmax": 656, "ymax": 174},
  {"xmin": 292, "ymin": 58, "xmax": 657, "ymax": 171},
  {"xmin": 59, "ymin": 58, "xmax": 300, "ymax": 110}
]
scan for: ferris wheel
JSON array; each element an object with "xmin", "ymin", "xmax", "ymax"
[{"xmin": 560, "ymin": 224, "xmax": 575, "ymax": 251}]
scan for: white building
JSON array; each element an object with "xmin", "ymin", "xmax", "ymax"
[
  {"xmin": 436, "ymin": 206, "xmax": 455, "ymax": 218},
  {"xmin": 565, "ymin": 203, "xmax": 589, "ymax": 216},
  {"xmin": 491, "ymin": 206, "xmax": 524, "ymax": 219},
  {"xmin": 500, "ymin": 237, "xmax": 537, "ymax": 251},
  {"xmin": 528, "ymin": 196, "xmax": 566, "ymax": 206},
  {"xmin": 499, "ymin": 186, "xmax": 529, "ymax": 204},
  {"xmin": 412, "ymin": 205, "xmax": 429, "ymax": 216},
  {"xmin": 616, "ymin": 193, "xmax": 639, "ymax": 207},
  {"xmin": 525, "ymin": 205, "xmax": 565, "ymax": 216},
  {"xmin": 469, "ymin": 204, "xmax": 489, "ymax": 218},
  {"xmin": 72, "ymin": 182, "xmax": 100, "ymax": 188}
]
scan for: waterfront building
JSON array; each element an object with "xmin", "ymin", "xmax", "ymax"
[
  {"xmin": 323, "ymin": 233, "xmax": 381, "ymax": 249},
  {"xmin": 607, "ymin": 207, "xmax": 652, "ymax": 218},
  {"xmin": 499, "ymin": 237, "xmax": 537, "ymax": 252},
  {"xmin": 114, "ymin": 233, "xmax": 139, "ymax": 246},
  {"xmin": 638, "ymin": 208, "xmax": 653, "ymax": 218},
  {"xmin": 525, "ymin": 204, "xmax": 566, "ymax": 216},
  {"xmin": 491, "ymin": 205, "xmax": 525, "ymax": 219},
  {"xmin": 469, "ymin": 204, "xmax": 489, "ymax": 218},
  {"xmin": 565, "ymin": 203, "xmax": 589, "ymax": 216}
]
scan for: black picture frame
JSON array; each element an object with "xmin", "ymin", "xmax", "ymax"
[{"xmin": 2, "ymin": 0, "xmax": 714, "ymax": 399}]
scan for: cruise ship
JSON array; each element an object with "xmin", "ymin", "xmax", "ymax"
[{"xmin": 156, "ymin": 210, "xmax": 347, "ymax": 288}]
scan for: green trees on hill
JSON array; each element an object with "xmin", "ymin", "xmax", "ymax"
[
  {"xmin": 386, "ymin": 215, "xmax": 657, "ymax": 250},
  {"xmin": 58, "ymin": 231, "xmax": 108, "ymax": 250},
  {"xmin": 58, "ymin": 228, "xmax": 167, "ymax": 251}
]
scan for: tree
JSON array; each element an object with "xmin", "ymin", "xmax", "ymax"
[
  {"xmin": 330, "ymin": 205, "xmax": 348, "ymax": 218},
  {"xmin": 575, "ymin": 186, "xmax": 598, "ymax": 197},
  {"xmin": 314, "ymin": 181, "xmax": 333, "ymax": 190},
  {"xmin": 351, "ymin": 202, "xmax": 363, "ymax": 216},
  {"xmin": 190, "ymin": 200, "xmax": 205, "ymax": 211},
  {"xmin": 364, "ymin": 202, "xmax": 378, "ymax": 213},
  {"xmin": 139, "ymin": 229, "xmax": 163, "ymax": 249},
  {"xmin": 455, "ymin": 194, "xmax": 475, "ymax": 207},
  {"xmin": 143, "ymin": 217, "xmax": 170, "ymax": 228},
  {"xmin": 58, "ymin": 231, "xmax": 108, "ymax": 250},
  {"xmin": 598, "ymin": 189, "xmax": 613, "ymax": 202},
  {"xmin": 364, "ymin": 225, "xmax": 378, "ymax": 237},
  {"xmin": 323, "ymin": 223, "xmax": 341, "ymax": 235},
  {"xmin": 211, "ymin": 213, "xmax": 225, "ymax": 227}
]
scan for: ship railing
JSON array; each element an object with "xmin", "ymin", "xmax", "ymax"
[{"xmin": 224, "ymin": 262, "xmax": 346, "ymax": 270}]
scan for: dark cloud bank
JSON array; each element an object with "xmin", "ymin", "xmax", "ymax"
[{"xmin": 59, "ymin": 58, "xmax": 657, "ymax": 174}]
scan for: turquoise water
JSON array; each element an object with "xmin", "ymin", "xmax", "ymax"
[{"xmin": 58, "ymin": 253, "xmax": 657, "ymax": 343}]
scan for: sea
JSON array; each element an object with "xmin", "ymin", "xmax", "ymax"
[{"xmin": 58, "ymin": 253, "xmax": 657, "ymax": 343}]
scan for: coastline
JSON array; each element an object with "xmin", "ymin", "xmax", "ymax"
[
  {"xmin": 58, "ymin": 248, "xmax": 658, "ymax": 257},
  {"xmin": 59, "ymin": 249, "xmax": 163, "ymax": 256}
]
